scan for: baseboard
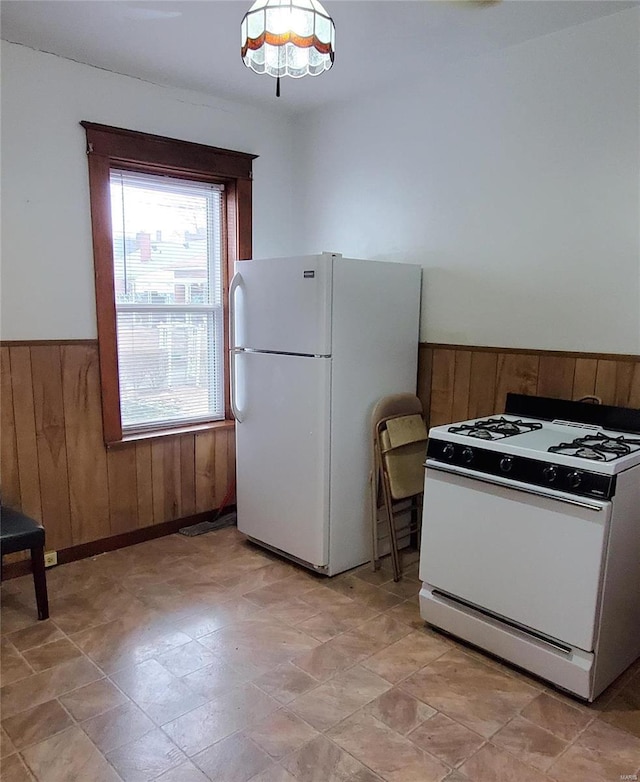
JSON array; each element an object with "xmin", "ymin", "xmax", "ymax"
[{"xmin": 1, "ymin": 506, "xmax": 236, "ymax": 581}]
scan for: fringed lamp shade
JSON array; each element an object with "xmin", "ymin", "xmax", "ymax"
[{"xmin": 241, "ymin": 0, "xmax": 335, "ymax": 93}]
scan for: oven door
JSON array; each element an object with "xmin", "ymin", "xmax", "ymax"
[{"xmin": 420, "ymin": 462, "xmax": 612, "ymax": 651}]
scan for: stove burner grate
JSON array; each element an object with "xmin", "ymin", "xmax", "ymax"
[
  {"xmin": 448, "ymin": 417, "xmax": 544, "ymax": 441},
  {"xmin": 549, "ymin": 432, "xmax": 640, "ymax": 461}
]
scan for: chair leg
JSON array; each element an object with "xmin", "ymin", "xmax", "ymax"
[
  {"xmin": 381, "ymin": 474, "xmax": 401, "ymax": 582},
  {"xmin": 31, "ymin": 546, "xmax": 49, "ymax": 620}
]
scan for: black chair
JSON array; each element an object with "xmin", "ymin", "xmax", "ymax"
[{"xmin": 0, "ymin": 506, "xmax": 49, "ymax": 620}]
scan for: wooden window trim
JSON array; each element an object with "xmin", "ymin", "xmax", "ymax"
[{"xmin": 82, "ymin": 122, "xmax": 257, "ymax": 445}]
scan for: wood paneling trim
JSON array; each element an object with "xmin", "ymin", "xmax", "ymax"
[
  {"xmin": 418, "ymin": 343, "xmax": 639, "ymax": 428},
  {"xmin": 423, "ymin": 343, "xmax": 639, "ymax": 362},
  {"xmin": 1, "ymin": 506, "xmax": 237, "ymax": 580},
  {"xmin": 1, "ymin": 340, "xmax": 98, "ymax": 347}
]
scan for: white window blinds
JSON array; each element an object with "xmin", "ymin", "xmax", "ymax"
[{"xmin": 109, "ymin": 169, "xmax": 225, "ymax": 432}]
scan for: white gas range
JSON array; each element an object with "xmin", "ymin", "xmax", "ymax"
[{"xmin": 419, "ymin": 393, "xmax": 640, "ymax": 701}]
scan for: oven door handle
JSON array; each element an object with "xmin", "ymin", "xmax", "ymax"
[{"xmin": 425, "ymin": 461, "xmax": 605, "ymax": 512}]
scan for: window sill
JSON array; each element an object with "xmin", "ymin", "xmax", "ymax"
[{"xmin": 106, "ymin": 418, "xmax": 235, "ymax": 449}]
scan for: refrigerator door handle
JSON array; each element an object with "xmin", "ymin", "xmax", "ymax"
[
  {"xmin": 229, "ymin": 272, "xmax": 244, "ymax": 423},
  {"xmin": 229, "ymin": 271, "xmax": 242, "ymax": 352}
]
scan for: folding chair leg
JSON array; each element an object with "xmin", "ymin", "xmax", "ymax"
[
  {"xmin": 31, "ymin": 546, "xmax": 49, "ymax": 620},
  {"xmin": 381, "ymin": 474, "xmax": 402, "ymax": 582},
  {"xmin": 370, "ymin": 470, "xmax": 380, "ymax": 571}
]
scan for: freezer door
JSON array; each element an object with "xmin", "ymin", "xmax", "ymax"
[
  {"xmin": 235, "ymin": 350, "xmax": 331, "ymax": 568},
  {"xmin": 232, "ymin": 254, "xmax": 333, "ymax": 355}
]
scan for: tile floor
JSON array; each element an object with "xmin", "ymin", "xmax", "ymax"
[{"xmin": 1, "ymin": 527, "xmax": 639, "ymax": 782}]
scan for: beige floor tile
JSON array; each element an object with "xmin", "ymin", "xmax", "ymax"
[
  {"xmin": 175, "ymin": 598, "xmax": 263, "ymax": 639},
  {"xmin": 1, "ymin": 752, "xmax": 36, "ymax": 782},
  {"xmin": 5, "ymin": 620, "xmax": 65, "ymax": 652},
  {"xmin": 221, "ymin": 562, "xmax": 300, "ymax": 597},
  {"xmin": 281, "ymin": 735, "xmax": 368, "ymax": 782},
  {"xmin": 106, "ymin": 727, "xmax": 186, "ymax": 781},
  {"xmin": 0, "ymin": 594, "xmax": 41, "ymax": 636},
  {"xmin": 155, "ymin": 640, "xmax": 218, "ymax": 678},
  {"xmin": 60, "ymin": 678, "xmax": 128, "ymax": 722},
  {"xmin": 492, "ymin": 715, "xmax": 567, "ymax": 771},
  {"xmin": 246, "ymin": 708, "xmax": 320, "ymax": 759},
  {"xmin": 0, "ymin": 656, "xmax": 102, "ymax": 718},
  {"xmin": 520, "ymin": 691, "xmax": 594, "ymax": 742},
  {"xmin": 162, "ymin": 683, "xmax": 279, "ymax": 757},
  {"xmin": 327, "ymin": 711, "xmax": 450, "ymax": 782},
  {"xmin": 192, "ymin": 732, "xmax": 273, "ymax": 781},
  {"xmin": 599, "ymin": 672, "xmax": 640, "ymax": 739},
  {"xmin": 253, "ymin": 662, "xmax": 319, "ymax": 705},
  {"xmin": 243, "ymin": 575, "xmax": 317, "ymax": 609},
  {"xmin": 111, "ymin": 659, "xmax": 207, "ymax": 725},
  {"xmin": 263, "ymin": 599, "xmax": 323, "ymax": 628},
  {"xmin": 198, "ymin": 618, "xmax": 319, "ymax": 677},
  {"xmin": 574, "ymin": 719, "xmax": 640, "ymax": 768},
  {"xmin": 155, "ymin": 760, "xmax": 210, "ymax": 782},
  {"xmin": 180, "ymin": 658, "xmax": 248, "ymax": 700},
  {"xmin": 293, "ymin": 630, "xmax": 382, "ymax": 682},
  {"xmin": 361, "ymin": 630, "xmax": 449, "ymax": 683},
  {"xmin": 72, "ymin": 613, "xmax": 192, "ymax": 674},
  {"xmin": 459, "ymin": 743, "xmax": 549, "ymax": 782},
  {"xmin": 408, "ymin": 712, "xmax": 484, "ymax": 767},
  {"xmin": 325, "ymin": 577, "xmax": 404, "ymax": 612},
  {"xmin": 365, "ymin": 688, "xmax": 436, "ymax": 735},
  {"xmin": 0, "ymin": 638, "xmax": 33, "ymax": 686},
  {"xmin": 156, "ymin": 760, "xmax": 209, "ymax": 782},
  {"xmin": 82, "ymin": 701, "xmax": 155, "ymax": 754},
  {"xmin": 22, "ymin": 726, "xmax": 121, "ymax": 782},
  {"xmin": 21, "ymin": 637, "xmax": 84, "ymax": 672},
  {"xmin": 298, "ymin": 586, "xmax": 358, "ymax": 613},
  {"xmin": 401, "ymin": 649, "xmax": 539, "ymax": 738},
  {"xmin": 245, "ymin": 766, "xmax": 298, "ymax": 782},
  {"xmin": 384, "ymin": 598, "xmax": 425, "ymax": 631},
  {"xmin": 289, "ymin": 665, "xmax": 391, "ymax": 731},
  {"xmin": 2, "ymin": 699, "xmax": 73, "ymax": 750},
  {"xmin": 350, "ymin": 614, "xmax": 411, "ymax": 646},
  {"xmin": 1, "ymin": 725, "xmax": 16, "ymax": 758}
]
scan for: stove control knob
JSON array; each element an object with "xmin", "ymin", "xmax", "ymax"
[
  {"xmin": 500, "ymin": 456, "xmax": 514, "ymax": 473},
  {"xmin": 462, "ymin": 447, "xmax": 474, "ymax": 464},
  {"xmin": 543, "ymin": 465, "xmax": 558, "ymax": 483},
  {"xmin": 568, "ymin": 471, "xmax": 583, "ymax": 489},
  {"xmin": 442, "ymin": 444, "xmax": 455, "ymax": 460}
]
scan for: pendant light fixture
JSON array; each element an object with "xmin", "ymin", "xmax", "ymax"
[{"xmin": 241, "ymin": 0, "xmax": 335, "ymax": 97}]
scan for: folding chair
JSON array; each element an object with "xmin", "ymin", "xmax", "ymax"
[{"xmin": 370, "ymin": 394, "xmax": 428, "ymax": 582}]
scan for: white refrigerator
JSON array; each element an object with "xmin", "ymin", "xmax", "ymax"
[{"xmin": 229, "ymin": 253, "xmax": 421, "ymax": 576}]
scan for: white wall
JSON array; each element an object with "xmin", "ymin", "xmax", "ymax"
[
  {"xmin": 291, "ymin": 9, "xmax": 640, "ymax": 354},
  {"xmin": 0, "ymin": 42, "xmax": 296, "ymax": 340}
]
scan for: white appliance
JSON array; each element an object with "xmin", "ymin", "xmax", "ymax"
[
  {"xmin": 230, "ymin": 253, "xmax": 421, "ymax": 576},
  {"xmin": 419, "ymin": 394, "xmax": 640, "ymax": 701}
]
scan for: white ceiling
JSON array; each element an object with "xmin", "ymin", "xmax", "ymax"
[{"xmin": 1, "ymin": 0, "xmax": 637, "ymax": 115}]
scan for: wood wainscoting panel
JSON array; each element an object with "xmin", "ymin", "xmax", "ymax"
[
  {"xmin": 467, "ymin": 352, "xmax": 498, "ymax": 420},
  {"xmin": 135, "ymin": 441, "xmax": 155, "ymax": 528},
  {"xmin": 1, "ymin": 347, "xmax": 21, "ymax": 509},
  {"xmin": 30, "ymin": 346, "xmax": 72, "ymax": 551},
  {"xmin": 61, "ymin": 344, "xmax": 110, "ymax": 544},
  {"xmin": 9, "ymin": 346, "xmax": 42, "ymax": 521},
  {"xmin": 419, "ymin": 344, "xmax": 640, "ymax": 428},
  {"xmin": 0, "ymin": 341, "xmax": 236, "ymax": 567}
]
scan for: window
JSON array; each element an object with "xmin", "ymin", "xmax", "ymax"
[{"xmin": 82, "ymin": 123, "xmax": 256, "ymax": 444}]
